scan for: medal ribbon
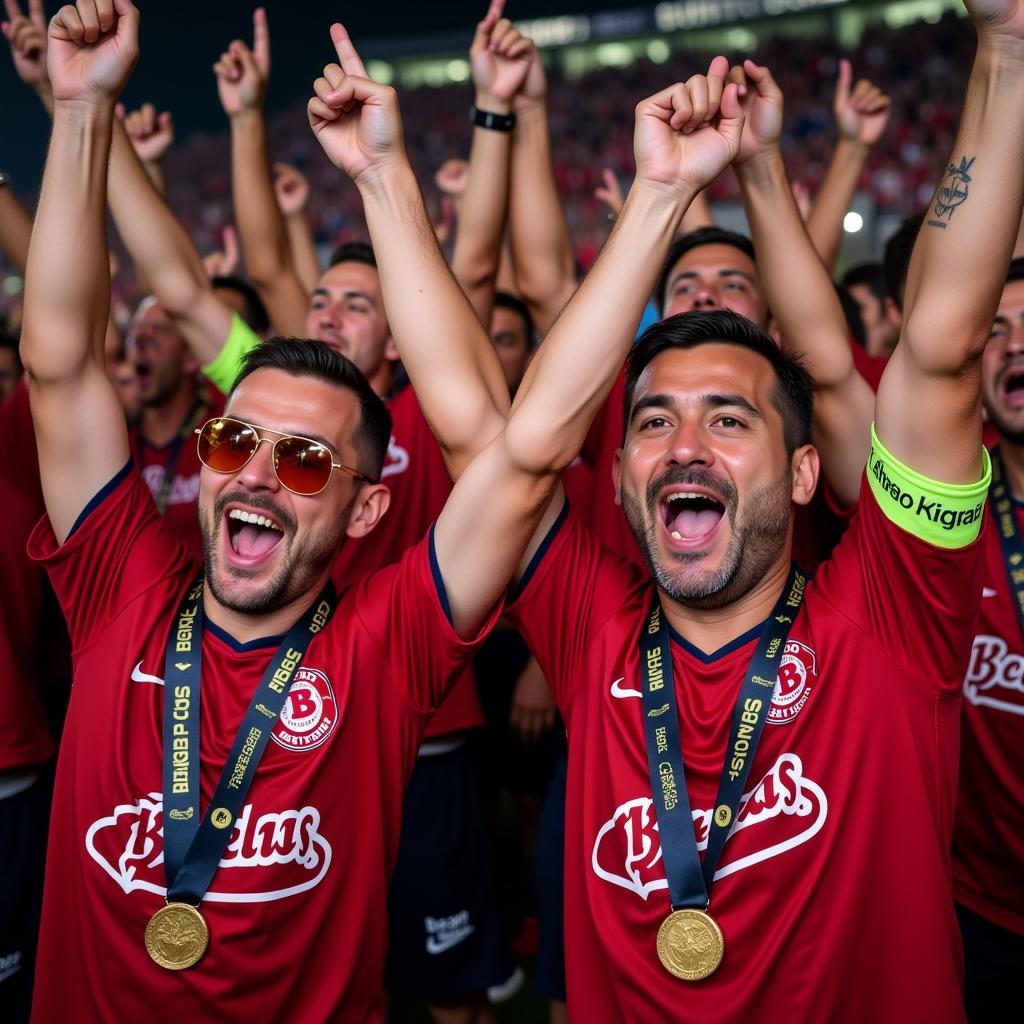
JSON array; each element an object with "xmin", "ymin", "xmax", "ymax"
[
  {"xmin": 640, "ymin": 566, "xmax": 806, "ymax": 910},
  {"xmin": 161, "ymin": 574, "xmax": 335, "ymax": 904},
  {"xmin": 988, "ymin": 449, "xmax": 1024, "ymax": 638}
]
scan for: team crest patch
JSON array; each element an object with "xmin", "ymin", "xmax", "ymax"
[
  {"xmin": 767, "ymin": 640, "xmax": 816, "ymax": 725},
  {"xmin": 271, "ymin": 668, "xmax": 338, "ymax": 752}
]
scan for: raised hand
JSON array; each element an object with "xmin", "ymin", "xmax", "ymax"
[
  {"xmin": 594, "ymin": 167, "xmax": 624, "ymax": 217},
  {"xmin": 434, "ymin": 157, "xmax": 469, "ymax": 197},
  {"xmin": 272, "ymin": 162, "xmax": 309, "ymax": 216},
  {"xmin": 514, "ymin": 37, "xmax": 546, "ymax": 113},
  {"xmin": 116, "ymin": 101, "xmax": 173, "ymax": 163},
  {"xmin": 307, "ymin": 23, "xmax": 405, "ymax": 184},
  {"xmin": 2, "ymin": 0, "xmax": 48, "ymax": 88},
  {"xmin": 833, "ymin": 60, "xmax": 891, "ymax": 147},
  {"xmin": 202, "ymin": 224, "xmax": 239, "ymax": 278},
  {"xmin": 470, "ymin": 0, "xmax": 531, "ymax": 107},
  {"xmin": 729, "ymin": 59, "xmax": 783, "ymax": 166},
  {"xmin": 633, "ymin": 57, "xmax": 744, "ymax": 196},
  {"xmin": 47, "ymin": 0, "xmax": 138, "ymax": 103},
  {"xmin": 964, "ymin": 0, "xmax": 1024, "ymax": 42},
  {"xmin": 213, "ymin": 6, "xmax": 269, "ymax": 117}
]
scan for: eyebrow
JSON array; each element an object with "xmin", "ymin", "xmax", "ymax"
[
  {"xmin": 628, "ymin": 391, "xmax": 763, "ymax": 424},
  {"xmin": 311, "ymin": 288, "xmax": 376, "ymax": 306},
  {"xmin": 667, "ymin": 268, "xmax": 756, "ymax": 291}
]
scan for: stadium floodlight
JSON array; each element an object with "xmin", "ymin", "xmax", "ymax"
[{"xmin": 843, "ymin": 211, "xmax": 864, "ymax": 234}]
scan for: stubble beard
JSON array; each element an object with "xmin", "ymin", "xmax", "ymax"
[{"xmin": 622, "ymin": 466, "xmax": 793, "ymax": 611}]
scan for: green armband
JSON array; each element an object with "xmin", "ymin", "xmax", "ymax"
[
  {"xmin": 201, "ymin": 313, "xmax": 262, "ymax": 395},
  {"xmin": 866, "ymin": 423, "xmax": 990, "ymax": 548}
]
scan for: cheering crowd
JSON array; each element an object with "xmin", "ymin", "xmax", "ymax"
[{"xmin": 2, "ymin": 0, "xmax": 1024, "ymax": 1021}]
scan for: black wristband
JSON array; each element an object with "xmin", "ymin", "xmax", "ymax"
[{"xmin": 470, "ymin": 106, "xmax": 516, "ymax": 132}]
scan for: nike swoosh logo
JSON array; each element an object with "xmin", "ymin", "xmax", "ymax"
[
  {"xmin": 425, "ymin": 925, "xmax": 475, "ymax": 955},
  {"xmin": 609, "ymin": 677, "xmax": 642, "ymax": 700},
  {"xmin": 131, "ymin": 661, "xmax": 165, "ymax": 686},
  {"xmin": 983, "ymin": 587, "xmax": 998, "ymax": 598}
]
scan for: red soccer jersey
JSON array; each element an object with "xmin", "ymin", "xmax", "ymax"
[
  {"xmin": 129, "ymin": 384, "xmax": 225, "ymax": 558},
  {"xmin": 954, "ymin": 491, "xmax": 1024, "ymax": 934},
  {"xmin": 27, "ymin": 467, "xmax": 499, "ymax": 1023},
  {"xmin": 0, "ymin": 383, "xmax": 57, "ymax": 771},
  {"xmin": 331, "ymin": 384, "xmax": 483, "ymax": 739},
  {"xmin": 507, "ymin": 480, "xmax": 981, "ymax": 1023}
]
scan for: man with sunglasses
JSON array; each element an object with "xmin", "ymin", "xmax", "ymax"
[{"xmin": 19, "ymin": 2, "xmax": 716, "ymax": 1018}]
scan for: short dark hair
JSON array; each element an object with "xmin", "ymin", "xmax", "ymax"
[
  {"xmin": 655, "ymin": 227, "xmax": 757, "ymax": 314},
  {"xmin": 882, "ymin": 214, "xmax": 925, "ymax": 310},
  {"xmin": 624, "ymin": 310, "xmax": 813, "ymax": 455},
  {"xmin": 840, "ymin": 262, "xmax": 886, "ymax": 304},
  {"xmin": 492, "ymin": 291, "xmax": 535, "ymax": 346},
  {"xmin": 328, "ymin": 241, "xmax": 376, "ymax": 270},
  {"xmin": 231, "ymin": 338, "xmax": 392, "ymax": 481},
  {"xmin": 211, "ymin": 275, "xmax": 270, "ymax": 334},
  {"xmin": 1007, "ymin": 257, "xmax": 1024, "ymax": 285}
]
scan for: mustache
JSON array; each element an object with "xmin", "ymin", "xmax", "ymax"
[
  {"xmin": 645, "ymin": 467, "xmax": 737, "ymax": 512},
  {"xmin": 215, "ymin": 491, "xmax": 297, "ymax": 534}
]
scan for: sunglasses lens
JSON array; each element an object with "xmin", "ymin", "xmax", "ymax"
[
  {"xmin": 275, "ymin": 437, "xmax": 334, "ymax": 495},
  {"xmin": 198, "ymin": 419, "xmax": 259, "ymax": 473}
]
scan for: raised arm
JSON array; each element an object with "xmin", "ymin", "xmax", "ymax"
[
  {"xmin": 2, "ymin": 0, "xmax": 54, "ymax": 112},
  {"xmin": 877, "ymin": 0, "xmax": 1024, "ymax": 484},
  {"xmin": 508, "ymin": 40, "xmax": 577, "ymax": 336},
  {"xmin": 437, "ymin": 65, "xmax": 745, "ymax": 632},
  {"xmin": 733, "ymin": 60, "xmax": 874, "ymax": 507},
  {"xmin": 451, "ymin": 1, "xmax": 530, "ymax": 325},
  {"xmin": 0, "ymin": 175, "xmax": 33, "ymax": 275},
  {"xmin": 309, "ymin": 25, "xmax": 511, "ymax": 478},
  {"xmin": 216, "ymin": 7, "xmax": 308, "ymax": 337},
  {"xmin": 21, "ymin": 0, "xmax": 137, "ymax": 543},
  {"xmin": 805, "ymin": 60, "xmax": 891, "ymax": 272},
  {"xmin": 273, "ymin": 163, "xmax": 321, "ymax": 294},
  {"xmin": 117, "ymin": 101, "xmax": 171, "ymax": 193},
  {"xmin": 107, "ymin": 114, "xmax": 233, "ymax": 366}
]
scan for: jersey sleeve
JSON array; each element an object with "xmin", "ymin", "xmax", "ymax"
[
  {"xmin": 27, "ymin": 462, "xmax": 195, "ymax": 651},
  {"xmin": 352, "ymin": 528, "xmax": 504, "ymax": 715},
  {"xmin": 504, "ymin": 504, "xmax": 643, "ymax": 710},
  {"xmin": 814, "ymin": 424, "xmax": 990, "ymax": 693},
  {"xmin": 201, "ymin": 313, "xmax": 262, "ymax": 396}
]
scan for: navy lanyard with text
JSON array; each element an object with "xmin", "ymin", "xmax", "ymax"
[
  {"xmin": 640, "ymin": 567, "xmax": 806, "ymax": 980},
  {"xmin": 989, "ymin": 449, "xmax": 1024, "ymax": 639},
  {"xmin": 161, "ymin": 574, "xmax": 336, "ymax": 904}
]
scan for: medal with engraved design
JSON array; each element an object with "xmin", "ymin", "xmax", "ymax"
[
  {"xmin": 656, "ymin": 908, "xmax": 724, "ymax": 981},
  {"xmin": 144, "ymin": 902, "xmax": 209, "ymax": 970}
]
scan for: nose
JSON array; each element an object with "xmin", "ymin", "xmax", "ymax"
[
  {"xmin": 665, "ymin": 418, "xmax": 714, "ymax": 469},
  {"xmin": 1006, "ymin": 321, "xmax": 1024, "ymax": 358},
  {"xmin": 689, "ymin": 284, "xmax": 719, "ymax": 311},
  {"xmin": 236, "ymin": 436, "xmax": 282, "ymax": 494}
]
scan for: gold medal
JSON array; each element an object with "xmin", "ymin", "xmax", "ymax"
[
  {"xmin": 656, "ymin": 909, "xmax": 724, "ymax": 981},
  {"xmin": 145, "ymin": 902, "xmax": 209, "ymax": 970}
]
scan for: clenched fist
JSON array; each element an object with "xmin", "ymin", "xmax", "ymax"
[{"xmin": 47, "ymin": 0, "xmax": 137, "ymax": 103}]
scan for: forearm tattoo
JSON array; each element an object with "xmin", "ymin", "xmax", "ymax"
[{"xmin": 928, "ymin": 156, "xmax": 976, "ymax": 229}]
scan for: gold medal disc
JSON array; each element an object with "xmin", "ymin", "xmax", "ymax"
[
  {"xmin": 656, "ymin": 909, "xmax": 724, "ymax": 981},
  {"xmin": 145, "ymin": 902, "xmax": 209, "ymax": 970}
]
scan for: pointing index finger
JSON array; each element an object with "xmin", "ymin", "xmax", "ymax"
[
  {"xmin": 253, "ymin": 6, "xmax": 269, "ymax": 68},
  {"xmin": 330, "ymin": 22, "xmax": 368, "ymax": 79}
]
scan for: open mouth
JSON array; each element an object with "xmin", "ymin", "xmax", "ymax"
[
  {"xmin": 1003, "ymin": 368, "xmax": 1024, "ymax": 406},
  {"xmin": 224, "ymin": 507, "xmax": 285, "ymax": 565},
  {"xmin": 660, "ymin": 489, "xmax": 726, "ymax": 548}
]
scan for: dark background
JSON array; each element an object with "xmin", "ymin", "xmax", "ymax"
[{"xmin": 1, "ymin": 0, "xmax": 639, "ymax": 190}]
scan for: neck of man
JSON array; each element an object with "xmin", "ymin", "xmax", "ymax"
[
  {"xmin": 141, "ymin": 376, "xmax": 199, "ymax": 447},
  {"xmin": 366, "ymin": 359, "xmax": 394, "ymax": 400},
  {"xmin": 658, "ymin": 545, "xmax": 793, "ymax": 656},
  {"xmin": 998, "ymin": 435, "xmax": 1024, "ymax": 501},
  {"xmin": 202, "ymin": 568, "xmax": 331, "ymax": 645}
]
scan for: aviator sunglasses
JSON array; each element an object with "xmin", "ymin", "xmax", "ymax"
[{"xmin": 195, "ymin": 417, "xmax": 371, "ymax": 496}]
